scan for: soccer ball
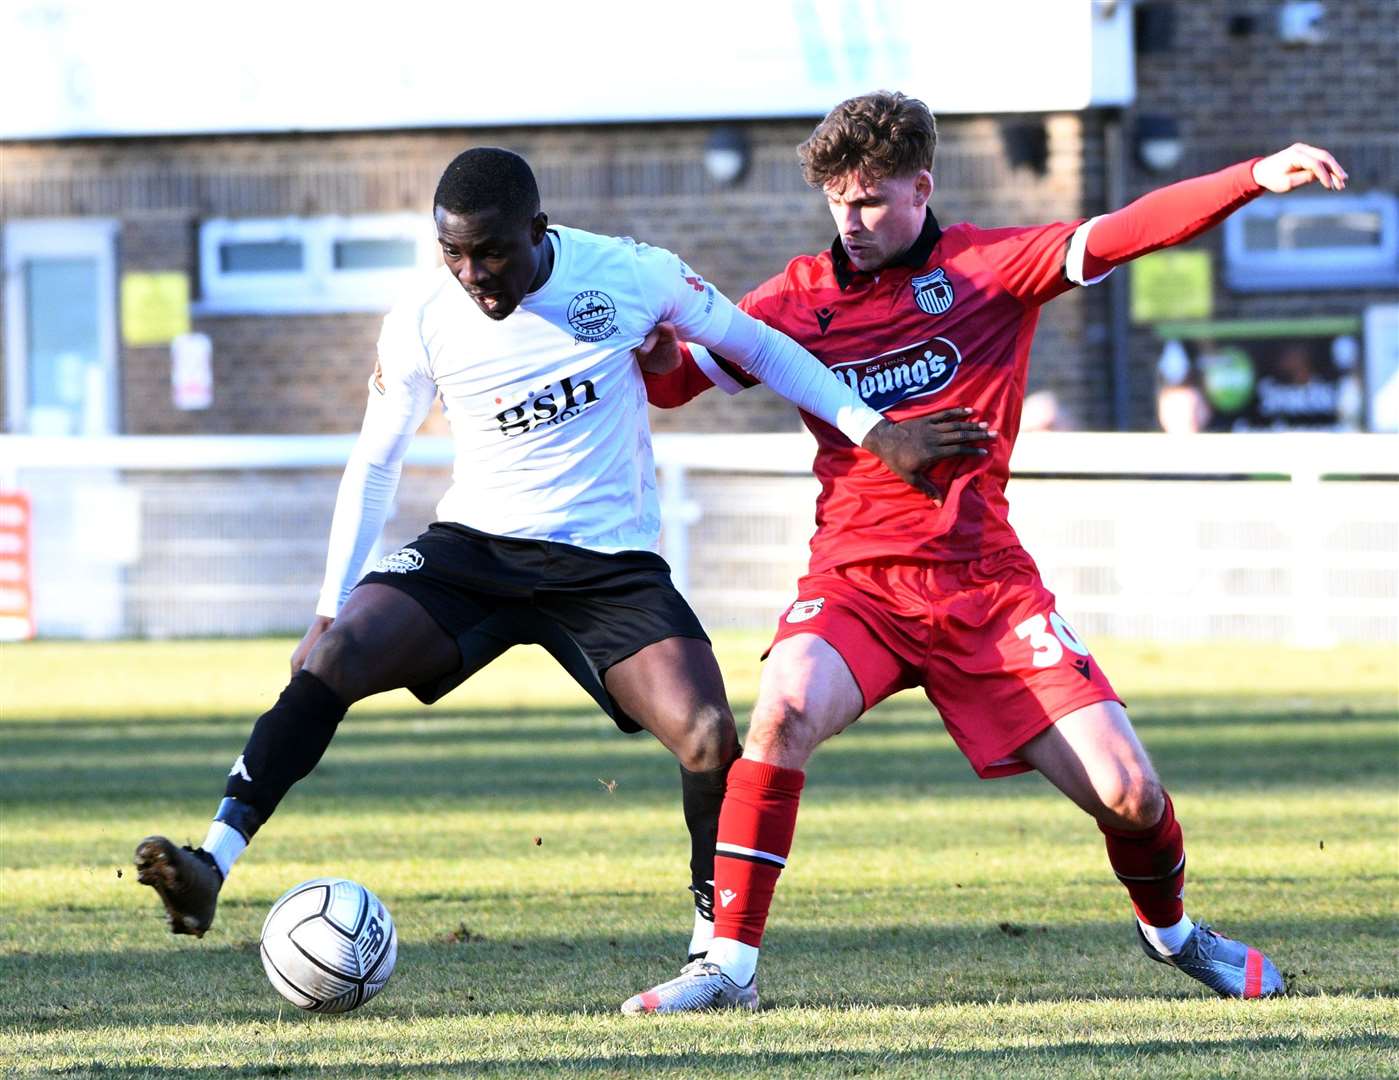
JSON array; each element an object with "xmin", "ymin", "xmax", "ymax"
[{"xmin": 259, "ymin": 877, "xmax": 397, "ymax": 1013}]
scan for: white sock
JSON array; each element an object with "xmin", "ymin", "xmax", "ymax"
[
  {"xmin": 688, "ymin": 909, "xmax": 715, "ymax": 958},
  {"xmin": 1138, "ymin": 912, "xmax": 1195, "ymax": 955},
  {"xmin": 705, "ymin": 936, "xmax": 759, "ymax": 986},
  {"xmin": 201, "ymin": 821, "xmax": 247, "ymax": 880}
]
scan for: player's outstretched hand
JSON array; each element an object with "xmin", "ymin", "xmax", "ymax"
[
  {"xmin": 635, "ymin": 321, "xmax": 682, "ymax": 374},
  {"xmin": 861, "ymin": 408, "xmax": 996, "ymax": 504},
  {"xmin": 291, "ymin": 615, "xmax": 334, "ymax": 675},
  {"xmin": 1252, "ymin": 143, "xmax": 1347, "ymax": 193}
]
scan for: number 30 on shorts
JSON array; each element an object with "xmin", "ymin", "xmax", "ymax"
[{"xmin": 1014, "ymin": 611, "xmax": 1090, "ymax": 668}]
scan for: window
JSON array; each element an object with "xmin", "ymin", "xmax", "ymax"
[
  {"xmin": 333, "ymin": 237, "xmax": 417, "ymax": 271},
  {"xmin": 197, "ymin": 215, "xmax": 438, "ymax": 313},
  {"xmin": 1224, "ymin": 192, "xmax": 1399, "ymax": 292},
  {"xmin": 220, "ymin": 240, "xmax": 303, "ymax": 274}
]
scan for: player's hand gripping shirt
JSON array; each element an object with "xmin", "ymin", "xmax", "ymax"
[
  {"xmin": 648, "ymin": 160, "xmax": 1264, "ymax": 571},
  {"xmin": 317, "ymin": 225, "xmax": 882, "ymax": 616}
]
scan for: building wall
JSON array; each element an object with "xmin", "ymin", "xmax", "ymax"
[
  {"xmin": 3, "ymin": 0, "xmax": 1393, "ymax": 436},
  {"xmin": 0, "ymin": 114, "xmax": 1099, "ymax": 435},
  {"xmin": 1117, "ymin": 0, "xmax": 1399, "ymax": 426}
]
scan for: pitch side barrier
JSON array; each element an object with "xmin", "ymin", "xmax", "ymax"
[{"xmin": 2, "ymin": 433, "xmax": 1396, "ymax": 644}]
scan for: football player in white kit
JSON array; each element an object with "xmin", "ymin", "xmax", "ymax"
[{"xmin": 134, "ymin": 149, "xmax": 995, "ymax": 979}]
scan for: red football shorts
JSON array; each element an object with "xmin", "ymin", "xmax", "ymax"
[{"xmin": 766, "ymin": 547, "xmax": 1122, "ymax": 779}]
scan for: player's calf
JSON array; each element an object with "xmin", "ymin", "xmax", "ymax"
[{"xmin": 133, "ymin": 836, "xmax": 223, "ymax": 937}]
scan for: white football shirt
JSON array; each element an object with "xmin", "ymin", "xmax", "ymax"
[
  {"xmin": 375, "ymin": 226, "xmax": 720, "ymax": 551},
  {"xmin": 316, "ymin": 225, "xmax": 883, "ymax": 617}
]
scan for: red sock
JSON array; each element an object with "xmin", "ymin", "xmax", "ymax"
[
  {"xmin": 712, "ymin": 759, "xmax": 805, "ymax": 947},
  {"xmin": 1099, "ymin": 790, "xmax": 1186, "ymax": 927}
]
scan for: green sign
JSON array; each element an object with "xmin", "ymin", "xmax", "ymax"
[
  {"xmin": 1198, "ymin": 346, "xmax": 1256, "ymax": 412},
  {"xmin": 1130, "ymin": 250, "xmax": 1213, "ymax": 324}
]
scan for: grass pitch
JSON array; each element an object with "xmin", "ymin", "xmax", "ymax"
[{"xmin": 3, "ymin": 635, "xmax": 1396, "ymax": 1078}]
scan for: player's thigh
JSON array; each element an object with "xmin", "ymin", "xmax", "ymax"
[
  {"xmin": 603, "ymin": 636, "xmax": 739, "ymax": 768},
  {"xmin": 305, "ymin": 583, "xmax": 461, "ymax": 703},
  {"xmin": 746, "ymin": 633, "xmax": 866, "ymax": 768},
  {"xmin": 750, "ymin": 569, "xmax": 925, "ymax": 768},
  {"xmin": 923, "ymin": 550, "xmax": 1127, "ymax": 780},
  {"xmin": 1018, "ymin": 699, "xmax": 1163, "ymax": 828},
  {"xmin": 539, "ymin": 553, "xmax": 729, "ymax": 756}
]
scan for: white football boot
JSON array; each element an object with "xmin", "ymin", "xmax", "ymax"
[{"xmin": 621, "ymin": 959, "xmax": 758, "ymax": 1014}]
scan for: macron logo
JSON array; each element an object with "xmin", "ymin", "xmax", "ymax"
[
  {"xmin": 719, "ymin": 889, "xmax": 737, "ymax": 908},
  {"xmin": 228, "ymin": 755, "xmax": 252, "ymax": 782}
]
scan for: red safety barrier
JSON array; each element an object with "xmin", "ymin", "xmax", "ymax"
[{"xmin": 0, "ymin": 491, "xmax": 35, "ymax": 641}]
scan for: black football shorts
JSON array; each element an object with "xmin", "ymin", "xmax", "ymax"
[{"xmin": 356, "ymin": 521, "xmax": 709, "ymax": 732}]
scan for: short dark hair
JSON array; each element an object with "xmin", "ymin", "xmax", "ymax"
[
  {"xmin": 798, "ymin": 91, "xmax": 937, "ymax": 191},
  {"xmin": 434, "ymin": 147, "xmax": 541, "ymax": 224}
]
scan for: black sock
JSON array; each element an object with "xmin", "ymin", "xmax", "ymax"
[
  {"xmin": 218, "ymin": 670, "xmax": 347, "ymax": 838},
  {"xmin": 680, "ymin": 755, "xmax": 738, "ymax": 922}
]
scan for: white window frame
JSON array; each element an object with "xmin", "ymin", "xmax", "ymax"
[
  {"xmin": 1224, "ymin": 192, "xmax": 1399, "ymax": 292},
  {"xmin": 196, "ymin": 213, "xmax": 439, "ymax": 314}
]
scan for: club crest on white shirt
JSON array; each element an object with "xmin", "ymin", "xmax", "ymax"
[
  {"xmin": 567, "ymin": 290, "xmax": 619, "ymax": 342},
  {"xmin": 786, "ymin": 597, "xmax": 826, "ymax": 623}
]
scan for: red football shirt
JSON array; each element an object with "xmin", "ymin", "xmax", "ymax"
[
  {"xmin": 655, "ymin": 211, "xmax": 1099, "ymax": 570},
  {"xmin": 646, "ymin": 160, "xmax": 1264, "ymax": 572}
]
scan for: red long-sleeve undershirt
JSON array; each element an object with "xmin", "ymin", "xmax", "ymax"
[{"xmin": 1080, "ymin": 158, "xmax": 1263, "ymax": 278}]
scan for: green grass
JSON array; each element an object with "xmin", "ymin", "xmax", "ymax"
[{"xmin": 2, "ymin": 635, "xmax": 1397, "ymax": 1078}]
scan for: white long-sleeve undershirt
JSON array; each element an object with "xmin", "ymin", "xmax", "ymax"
[
  {"xmin": 708, "ymin": 304, "xmax": 883, "ymax": 447},
  {"xmin": 314, "ymin": 376, "xmax": 428, "ymax": 618}
]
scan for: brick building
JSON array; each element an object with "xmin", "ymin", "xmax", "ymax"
[
  {"xmin": 3, "ymin": 0, "xmax": 1395, "ymax": 439},
  {"xmin": 0, "ymin": 116, "xmax": 1100, "ymax": 436}
]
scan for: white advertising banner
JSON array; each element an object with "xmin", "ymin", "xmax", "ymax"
[{"xmin": 2, "ymin": 0, "xmax": 1134, "ymax": 140}]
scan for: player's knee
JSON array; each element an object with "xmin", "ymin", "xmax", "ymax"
[
  {"xmin": 672, "ymin": 701, "xmax": 738, "ymax": 772},
  {"xmin": 303, "ymin": 625, "xmax": 371, "ymax": 703},
  {"xmin": 1101, "ymin": 773, "xmax": 1164, "ymax": 830},
  {"xmin": 747, "ymin": 692, "xmax": 822, "ymax": 762}
]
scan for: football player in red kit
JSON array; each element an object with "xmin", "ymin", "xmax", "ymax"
[{"xmin": 623, "ymin": 91, "xmax": 1347, "ymax": 1012}]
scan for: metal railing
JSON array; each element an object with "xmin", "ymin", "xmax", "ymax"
[{"xmin": 5, "ymin": 432, "xmax": 1397, "ymax": 644}]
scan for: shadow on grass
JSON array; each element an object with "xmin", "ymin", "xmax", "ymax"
[
  {"xmin": 4, "ymin": 914, "xmax": 1395, "ymax": 1032},
  {"xmin": 7, "ymin": 1035, "xmax": 1398, "ymax": 1079},
  {"xmin": 3, "ymin": 696, "xmax": 1396, "ymax": 810}
]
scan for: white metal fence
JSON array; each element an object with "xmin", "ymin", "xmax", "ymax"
[{"xmin": 5, "ymin": 432, "xmax": 1397, "ymax": 645}]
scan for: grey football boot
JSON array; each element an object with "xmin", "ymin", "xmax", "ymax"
[
  {"xmin": 621, "ymin": 959, "xmax": 758, "ymax": 1014},
  {"xmin": 1137, "ymin": 921, "xmax": 1284, "ymax": 998},
  {"xmin": 134, "ymin": 836, "xmax": 223, "ymax": 937}
]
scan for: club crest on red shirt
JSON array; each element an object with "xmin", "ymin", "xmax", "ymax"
[{"xmin": 911, "ymin": 267, "xmax": 955, "ymax": 316}]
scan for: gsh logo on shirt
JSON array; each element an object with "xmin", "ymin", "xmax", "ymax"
[{"xmin": 496, "ymin": 374, "xmax": 599, "ymax": 437}]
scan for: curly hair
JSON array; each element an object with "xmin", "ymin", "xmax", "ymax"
[{"xmin": 798, "ymin": 91, "xmax": 938, "ymax": 191}]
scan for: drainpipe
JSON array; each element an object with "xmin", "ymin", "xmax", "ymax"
[{"xmin": 1104, "ymin": 113, "xmax": 1132, "ymax": 430}]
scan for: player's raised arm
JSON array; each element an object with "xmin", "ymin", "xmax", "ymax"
[
  {"xmin": 1076, "ymin": 143, "xmax": 1348, "ymax": 281},
  {"xmin": 296, "ymin": 314, "xmax": 436, "ymax": 672}
]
